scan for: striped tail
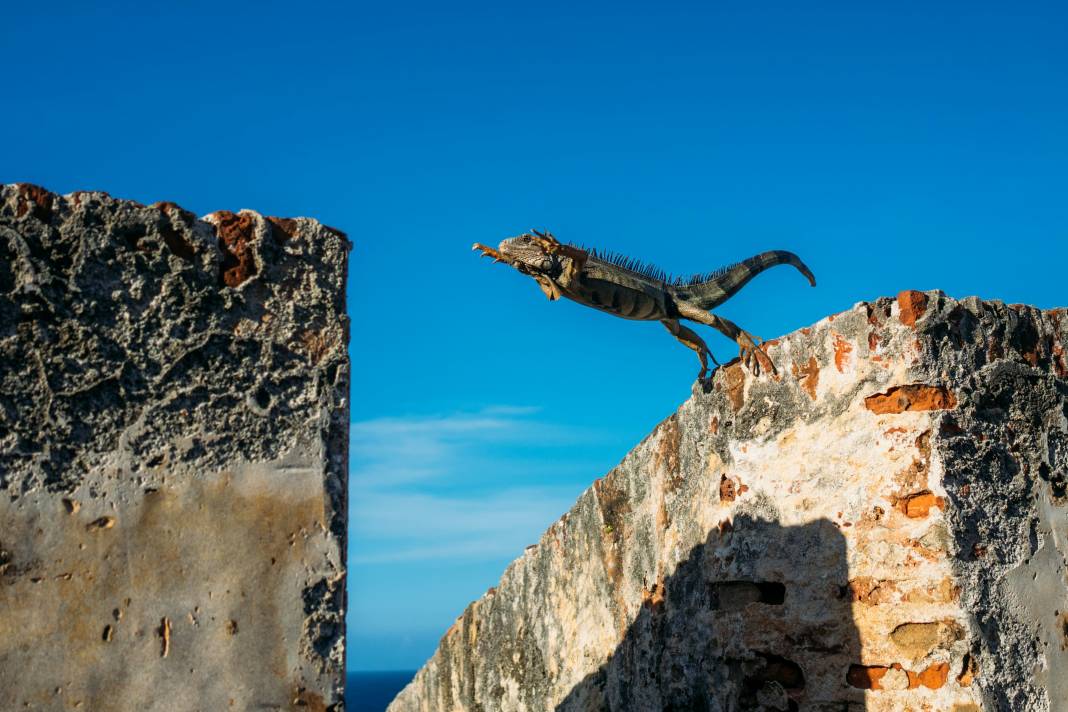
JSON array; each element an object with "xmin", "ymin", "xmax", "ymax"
[{"xmin": 683, "ymin": 250, "xmax": 816, "ymax": 310}]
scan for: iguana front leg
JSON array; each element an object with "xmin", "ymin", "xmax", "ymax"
[
  {"xmin": 675, "ymin": 301, "xmax": 775, "ymax": 376},
  {"xmin": 533, "ymin": 274, "xmax": 563, "ymax": 300}
]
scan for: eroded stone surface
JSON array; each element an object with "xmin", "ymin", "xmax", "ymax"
[
  {"xmin": 390, "ymin": 291, "xmax": 1068, "ymax": 712},
  {"xmin": 0, "ymin": 184, "xmax": 350, "ymax": 711}
]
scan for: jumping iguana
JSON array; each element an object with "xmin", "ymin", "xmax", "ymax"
[{"xmin": 472, "ymin": 231, "xmax": 815, "ymax": 380}]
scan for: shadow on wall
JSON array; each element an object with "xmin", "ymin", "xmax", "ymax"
[{"xmin": 556, "ymin": 514, "xmax": 864, "ymax": 711}]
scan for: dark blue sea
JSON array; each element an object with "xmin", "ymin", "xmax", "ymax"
[{"xmin": 347, "ymin": 671, "xmax": 416, "ymax": 711}]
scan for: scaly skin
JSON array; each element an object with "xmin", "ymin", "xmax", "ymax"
[{"xmin": 473, "ymin": 231, "xmax": 815, "ymax": 381}]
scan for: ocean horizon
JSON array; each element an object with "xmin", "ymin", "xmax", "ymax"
[{"xmin": 347, "ymin": 671, "xmax": 415, "ymax": 711}]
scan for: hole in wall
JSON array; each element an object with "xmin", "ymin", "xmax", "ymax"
[{"xmin": 711, "ymin": 581, "xmax": 786, "ymax": 610}]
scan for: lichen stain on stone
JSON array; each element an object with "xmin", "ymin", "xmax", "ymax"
[
  {"xmin": 213, "ymin": 210, "xmax": 259, "ymax": 287},
  {"xmin": 652, "ymin": 414, "xmax": 681, "ymax": 486},
  {"xmin": 845, "ymin": 576, "xmax": 900, "ymax": 605},
  {"xmin": 1053, "ymin": 341, "xmax": 1068, "ymax": 378},
  {"xmin": 897, "ymin": 290, "xmax": 929, "ymax": 327},
  {"xmin": 791, "ymin": 355, "xmax": 819, "ymax": 400},
  {"xmin": 655, "ymin": 497, "xmax": 671, "ymax": 532},
  {"xmin": 640, "ymin": 577, "xmax": 666, "ymax": 611},
  {"xmin": 719, "ymin": 362, "xmax": 746, "ymax": 412},
  {"xmin": 719, "ymin": 475, "xmax": 747, "ymax": 503},
  {"xmin": 719, "ymin": 473, "xmax": 737, "ymax": 503},
  {"xmin": 15, "ymin": 183, "xmax": 54, "ymax": 222},
  {"xmin": 833, "ymin": 332, "xmax": 853, "ymax": 372},
  {"xmin": 868, "ymin": 330, "xmax": 881, "ymax": 352},
  {"xmin": 891, "ymin": 429, "xmax": 933, "ymax": 496},
  {"xmin": 592, "ymin": 476, "xmax": 631, "ymax": 629},
  {"xmin": 865, "ymin": 384, "xmax": 957, "ymax": 414}
]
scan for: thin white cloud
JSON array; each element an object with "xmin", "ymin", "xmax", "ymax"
[
  {"xmin": 478, "ymin": 405, "xmax": 542, "ymax": 416},
  {"xmin": 350, "ymin": 406, "xmax": 594, "ymax": 485},
  {"xmin": 351, "ymin": 487, "xmax": 576, "ymax": 564},
  {"xmin": 349, "ymin": 406, "xmax": 602, "ymax": 564}
]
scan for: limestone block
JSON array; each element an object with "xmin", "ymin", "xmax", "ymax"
[
  {"xmin": 0, "ymin": 184, "xmax": 350, "ymax": 711},
  {"xmin": 390, "ymin": 290, "xmax": 1068, "ymax": 712}
]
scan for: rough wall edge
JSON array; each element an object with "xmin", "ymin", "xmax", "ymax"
[
  {"xmin": 915, "ymin": 292, "xmax": 1068, "ymax": 712},
  {"xmin": 3, "ymin": 181, "xmax": 354, "ymax": 540},
  {"xmin": 7, "ymin": 182, "xmax": 351, "ymax": 238}
]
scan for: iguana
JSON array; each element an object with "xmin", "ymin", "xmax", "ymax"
[{"xmin": 472, "ymin": 231, "xmax": 816, "ymax": 380}]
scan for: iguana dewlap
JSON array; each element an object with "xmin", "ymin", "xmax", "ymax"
[{"xmin": 472, "ymin": 231, "xmax": 815, "ymax": 380}]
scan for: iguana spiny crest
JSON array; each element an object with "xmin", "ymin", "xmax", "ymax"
[{"xmin": 473, "ymin": 230, "xmax": 816, "ymax": 381}]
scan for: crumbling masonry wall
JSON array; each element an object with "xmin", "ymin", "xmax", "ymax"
[
  {"xmin": 390, "ymin": 291, "xmax": 1068, "ymax": 712},
  {"xmin": 0, "ymin": 184, "xmax": 350, "ymax": 711}
]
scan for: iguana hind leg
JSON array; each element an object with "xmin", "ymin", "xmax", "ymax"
[
  {"xmin": 674, "ymin": 301, "xmax": 775, "ymax": 376},
  {"xmin": 661, "ymin": 318, "xmax": 718, "ymax": 382}
]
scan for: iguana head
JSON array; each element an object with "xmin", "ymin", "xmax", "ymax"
[
  {"xmin": 472, "ymin": 233, "xmax": 561, "ymax": 277},
  {"xmin": 472, "ymin": 232, "xmax": 569, "ymax": 300},
  {"xmin": 496, "ymin": 234, "xmax": 557, "ymax": 275}
]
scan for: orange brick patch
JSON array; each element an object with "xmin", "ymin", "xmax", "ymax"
[
  {"xmin": 895, "ymin": 491, "xmax": 945, "ymax": 518},
  {"xmin": 898, "ymin": 290, "xmax": 929, "ymax": 327},
  {"xmin": 846, "ymin": 662, "xmax": 949, "ymax": 690},
  {"xmin": 865, "ymin": 385, "xmax": 957, "ymax": 414}
]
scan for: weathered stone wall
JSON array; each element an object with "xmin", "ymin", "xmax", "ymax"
[
  {"xmin": 0, "ymin": 184, "xmax": 350, "ymax": 711},
  {"xmin": 389, "ymin": 291, "xmax": 1068, "ymax": 711}
]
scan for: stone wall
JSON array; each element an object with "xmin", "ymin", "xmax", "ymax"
[
  {"xmin": 0, "ymin": 184, "xmax": 350, "ymax": 711},
  {"xmin": 390, "ymin": 291, "xmax": 1068, "ymax": 711}
]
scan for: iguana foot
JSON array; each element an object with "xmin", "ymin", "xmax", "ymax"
[
  {"xmin": 738, "ymin": 332, "xmax": 775, "ymax": 377},
  {"xmin": 472, "ymin": 242, "xmax": 505, "ymax": 262},
  {"xmin": 695, "ymin": 351, "xmax": 722, "ymax": 383}
]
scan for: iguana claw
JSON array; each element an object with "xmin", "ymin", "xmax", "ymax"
[
  {"xmin": 472, "ymin": 242, "xmax": 504, "ymax": 263},
  {"xmin": 738, "ymin": 332, "xmax": 775, "ymax": 377}
]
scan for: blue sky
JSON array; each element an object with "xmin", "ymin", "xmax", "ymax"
[{"xmin": 6, "ymin": 1, "xmax": 1067, "ymax": 671}]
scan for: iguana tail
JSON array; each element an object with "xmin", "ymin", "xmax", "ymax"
[{"xmin": 680, "ymin": 250, "xmax": 816, "ymax": 310}]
